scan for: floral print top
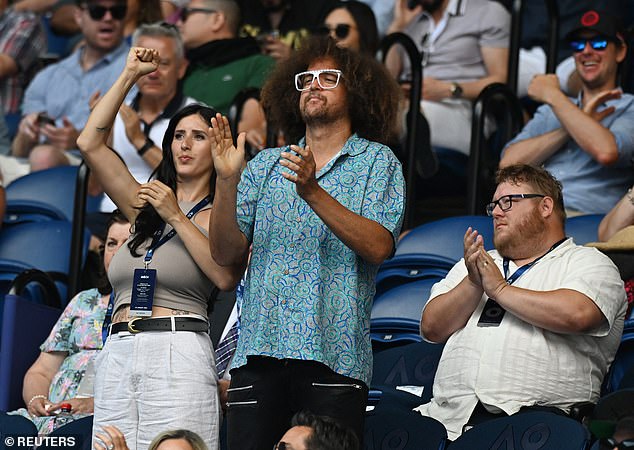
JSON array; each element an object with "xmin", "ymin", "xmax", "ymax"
[{"xmin": 10, "ymin": 288, "xmax": 108, "ymax": 434}]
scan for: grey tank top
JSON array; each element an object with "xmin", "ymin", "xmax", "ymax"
[{"xmin": 107, "ymin": 200, "xmax": 215, "ymax": 317}]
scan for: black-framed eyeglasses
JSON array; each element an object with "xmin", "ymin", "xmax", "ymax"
[
  {"xmin": 569, "ymin": 37, "xmax": 611, "ymax": 52},
  {"xmin": 295, "ymin": 69, "xmax": 342, "ymax": 91},
  {"xmin": 273, "ymin": 442, "xmax": 288, "ymax": 450},
  {"xmin": 83, "ymin": 3, "xmax": 127, "ymax": 21},
  {"xmin": 599, "ymin": 437, "xmax": 634, "ymax": 450},
  {"xmin": 180, "ymin": 7, "xmax": 217, "ymax": 22},
  {"xmin": 485, "ymin": 194, "xmax": 545, "ymax": 216},
  {"xmin": 316, "ymin": 23, "xmax": 353, "ymax": 40}
]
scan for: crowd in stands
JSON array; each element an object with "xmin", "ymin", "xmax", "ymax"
[{"xmin": 1, "ymin": 0, "xmax": 634, "ymax": 449}]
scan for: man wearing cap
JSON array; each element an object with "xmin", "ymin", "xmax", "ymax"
[
  {"xmin": 415, "ymin": 163, "xmax": 627, "ymax": 440},
  {"xmin": 9, "ymin": 0, "xmax": 130, "ymax": 175},
  {"xmin": 501, "ymin": 10, "xmax": 634, "ymax": 216}
]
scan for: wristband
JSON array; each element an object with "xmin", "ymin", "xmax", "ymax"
[
  {"xmin": 28, "ymin": 394, "xmax": 47, "ymax": 408},
  {"xmin": 137, "ymin": 137, "xmax": 155, "ymax": 156}
]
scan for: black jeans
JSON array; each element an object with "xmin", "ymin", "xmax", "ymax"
[{"xmin": 226, "ymin": 356, "xmax": 368, "ymax": 450}]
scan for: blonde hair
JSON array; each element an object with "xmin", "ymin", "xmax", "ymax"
[{"xmin": 148, "ymin": 430, "xmax": 208, "ymax": 450}]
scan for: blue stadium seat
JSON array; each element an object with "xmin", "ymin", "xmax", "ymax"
[
  {"xmin": 565, "ymin": 214, "xmax": 604, "ymax": 245},
  {"xmin": 0, "ymin": 294, "xmax": 61, "ymax": 411},
  {"xmin": 603, "ymin": 320, "xmax": 634, "ymax": 394},
  {"xmin": 394, "ymin": 216, "xmax": 495, "ymax": 264},
  {"xmin": 0, "ymin": 412, "xmax": 37, "ymax": 442},
  {"xmin": 364, "ymin": 405, "xmax": 447, "ymax": 450},
  {"xmin": 41, "ymin": 415, "xmax": 93, "ymax": 450},
  {"xmin": 0, "ymin": 221, "xmax": 90, "ymax": 304},
  {"xmin": 449, "ymin": 411, "xmax": 590, "ymax": 450},
  {"xmin": 4, "ymin": 166, "xmax": 102, "ymax": 226},
  {"xmin": 372, "ymin": 340, "xmax": 445, "ymax": 405},
  {"xmin": 371, "ymin": 275, "xmax": 442, "ymax": 346}
]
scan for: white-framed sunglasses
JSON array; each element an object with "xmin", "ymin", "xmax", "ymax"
[{"xmin": 294, "ymin": 69, "xmax": 343, "ymax": 91}]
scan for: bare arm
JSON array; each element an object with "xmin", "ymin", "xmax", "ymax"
[
  {"xmin": 208, "ymin": 115, "xmax": 250, "ymax": 267},
  {"xmin": 118, "ymin": 103, "xmax": 162, "ymax": 170},
  {"xmin": 76, "ymin": 48, "xmax": 160, "ymax": 223},
  {"xmin": 13, "ymin": 0, "xmax": 57, "ymax": 13},
  {"xmin": 22, "ymin": 351, "xmax": 65, "ymax": 416},
  {"xmin": 423, "ymin": 47, "xmax": 509, "ymax": 102},
  {"xmin": 0, "ymin": 54, "xmax": 18, "ymax": 79},
  {"xmin": 136, "ymin": 181, "xmax": 243, "ymax": 290},
  {"xmin": 11, "ymin": 112, "xmax": 40, "ymax": 157},
  {"xmin": 280, "ymin": 145, "xmax": 395, "ymax": 265},
  {"xmin": 500, "ymin": 128, "xmax": 570, "ymax": 167},
  {"xmin": 502, "ymin": 75, "xmax": 620, "ymax": 167},
  {"xmin": 598, "ymin": 190, "xmax": 634, "ymax": 241},
  {"xmin": 475, "ymin": 249, "xmax": 605, "ymax": 333},
  {"xmin": 421, "ymin": 228, "xmax": 486, "ymax": 342}
]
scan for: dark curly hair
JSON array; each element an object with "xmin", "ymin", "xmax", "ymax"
[
  {"xmin": 291, "ymin": 411, "xmax": 359, "ymax": 450},
  {"xmin": 260, "ymin": 35, "xmax": 401, "ymax": 146},
  {"xmin": 128, "ymin": 103, "xmax": 218, "ymax": 256}
]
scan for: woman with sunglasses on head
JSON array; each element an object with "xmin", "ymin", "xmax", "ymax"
[
  {"xmin": 77, "ymin": 47, "xmax": 243, "ymax": 450},
  {"xmin": 320, "ymin": 1, "xmax": 379, "ymax": 56}
]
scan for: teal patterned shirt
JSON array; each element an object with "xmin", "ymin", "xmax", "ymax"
[{"xmin": 233, "ymin": 134, "xmax": 405, "ymax": 386}]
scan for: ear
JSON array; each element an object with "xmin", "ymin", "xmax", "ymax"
[
  {"xmin": 74, "ymin": 4, "xmax": 83, "ymax": 29},
  {"xmin": 540, "ymin": 196, "xmax": 554, "ymax": 218},
  {"xmin": 177, "ymin": 58, "xmax": 189, "ymax": 79},
  {"xmin": 616, "ymin": 41, "xmax": 628, "ymax": 64},
  {"xmin": 210, "ymin": 10, "xmax": 226, "ymax": 33}
]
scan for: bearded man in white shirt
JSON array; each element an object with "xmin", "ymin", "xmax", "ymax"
[{"xmin": 416, "ymin": 163, "xmax": 627, "ymax": 440}]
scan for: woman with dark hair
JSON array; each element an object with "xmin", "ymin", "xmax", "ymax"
[
  {"xmin": 77, "ymin": 47, "xmax": 242, "ymax": 450},
  {"xmin": 320, "ymin": 1, "xmax": 379, "ymax": 56},
  {"xmin": 9, "ymin": 211, "xmax": 129, "ymax": 434}
]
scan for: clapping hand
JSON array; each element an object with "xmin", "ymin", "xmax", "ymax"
[{"xmin": 210, "ymin": 113, "xmax": 246, "ymax": 182}]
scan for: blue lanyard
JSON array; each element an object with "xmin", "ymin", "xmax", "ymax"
[
  {"xmin": 143, "ymin": 196, "xmax": 211, "ymax": 267},
  {"xmin": 102, "ymin": 291, "xmax": 115, "ymax": 344},
  {"xmin": 502, "ymin": 238, "xmax": 567, "ymax": 285}
]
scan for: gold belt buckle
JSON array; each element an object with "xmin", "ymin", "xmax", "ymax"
[{"xmin": 127, "ymin": 317, "xmax": 143, "ymax": 334}]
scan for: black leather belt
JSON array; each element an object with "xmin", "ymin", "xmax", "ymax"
[{"xmin": 110, "ymin": 317, "xmax": 209, "ymax": 335}]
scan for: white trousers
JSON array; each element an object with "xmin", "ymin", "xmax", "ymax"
[{"xmin": 92, "ymin": 330, "xmax": 220, "ymax": 450}]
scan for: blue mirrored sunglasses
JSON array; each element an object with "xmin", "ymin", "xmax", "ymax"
[{"xmin": 569, "ymin": 38, "xmax": 609, "ymax": 52}]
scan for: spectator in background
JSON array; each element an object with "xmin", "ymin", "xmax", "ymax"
[
  {"xmin": 98, "ymin": 21, "xmax": 197, "ymax": 214},
  {"xmin": 178, "ymin": 0, "xmax": 275, "ymax": 115},
  {"xmin": 416, "ymin": 164, "xmax": 626, "ymax": 440},
  {"xmin": 385, "ymin": 0, "xmax": 510, "ymax": 157},
  {"xmin": 319, "ymin": 1, "xmax": 379, "ymax": 56},
  {"xmin": 598, "ymin": 187, "xmax": 634, "ymax": 242},
  {"xmin": 358, "ymin": 0, "xmax": 393, "ymax": 38},
  {"xmin": 501, "ymin": 10, "xmax": 634, "ymax": 215},
  {"xmin": 275, "ymin": 411, "xmax": 359, "ymax": 450},
  {"xmin": 0, "ymin": 0, "xmax": 47, "ymax": 116},
  {"xmin": 94, "ymin": 426, "xmax": 209, "ymax": 450},
  {"xmin": 121, "ymin": 0, "xmax": 163, "ymax": 38},
  {"xmin": 237, "ymin": 0, "xmax": 337, "ymax": 61},
  {"xmin": 7, "ymin": 211, "xmax": 130, "ymax": 434},
  {"xmin": 511, "ymin": 0, "xmax": 628, "ymax": 98},
  {"xmin": 11, "ymin": 0, "xmax": 130, "ymax": 173}
]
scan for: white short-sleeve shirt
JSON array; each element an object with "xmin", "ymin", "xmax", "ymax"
[{"xmin": 415, "ymin": 238, "xmax": 627, "ymax": 440}]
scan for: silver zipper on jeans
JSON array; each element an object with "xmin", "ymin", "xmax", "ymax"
[
  {"xmin": 226, "ymin": 384, "xmax": 254, "ymax": 393},
  {"xmin": 311, "ymin": 382, "xmax": 363, "ymax": 389},
  {"xmin": 226, "ymin": 400, "xmax": 258, "ymax": 407}
]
